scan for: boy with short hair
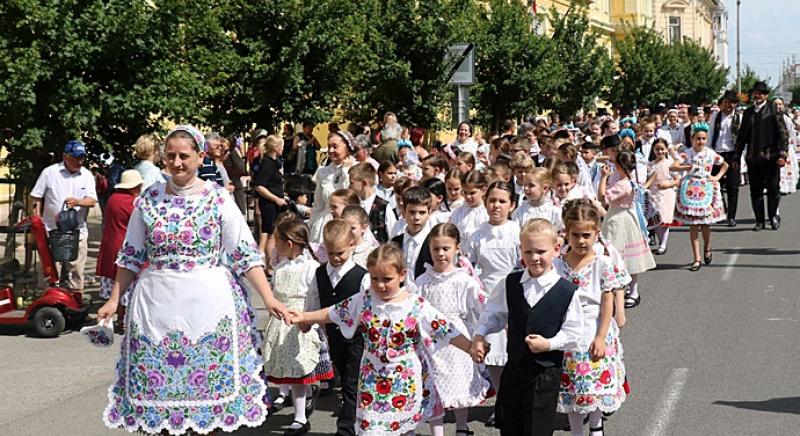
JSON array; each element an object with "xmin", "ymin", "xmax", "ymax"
[
  {"xmin": 305, "ymin": 219, "xmax": 371, "ymax": 436},
  {"xmin": 471, "ymin": 219, "xmax": 583, "ymax": 436},
  {"xmin": 510, "ymin": 154, "xmax": 535, "ymax": 198},
  {"xmin": 348, "ymin": 162, "xmax": 397, "ymax": 243},
  {"xmin": 579, "ymin": 141, "xmax": 602, "ymax": 194},
  {"xmin": 390, "ymin": 186, "xmax": 434, "ymax": 285}
]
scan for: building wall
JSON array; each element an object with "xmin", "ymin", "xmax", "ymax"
[{"xmin": 533, "ymin": 0, "xmax": 615, "ymax": 48}]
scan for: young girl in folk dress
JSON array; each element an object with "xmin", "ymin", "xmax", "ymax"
[
  {"xmin": 445, "ymin": 168, "xmax": 466, "ymax": 211},
  {"xmin": 673, "ymin": 123, "xmax": 729, "ymax": 271},
  {"xmin": 645, "ymin": 139, "xmax": 680, "ymax": 255},
  {"xmin": 341, "ymin": 205, "xmax": 378, "ymax": 268},
  {"xmin": 555, "ymin": 200, "xmax": 627, "ymax": 436},
  {"xmin": 599, "ymin": 151, "xmax": 656, "ymax": 309},
  {"xmin": 415, "ymin": 223, "xmax": 490, "ymax": 436},
  {"xmin": 292, "ymin": 245, "xmax": 473, "ymax": 435},
  {"xmin": 449, "ymin": 170, "xmax": 489, "ymax": 241},
  {"xmin": 262, "ymin": 218, "xmax": 332, "ymax": 434},
  {"xmin": 462, "ymin": 181, "xmax": 520, "ymax": 426}
]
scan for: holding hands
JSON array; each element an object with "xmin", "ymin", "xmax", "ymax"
[
  {"xmin": 589, "ymin": 336, "xmax": 607, "ymax": 361},
  {"xmin": 470, "ymin": 335, "xmax": 491, "ymax": 363}
]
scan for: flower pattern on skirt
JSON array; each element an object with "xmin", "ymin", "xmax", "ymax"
[{"xmin": 557, "ymin": 329, "xmax": 626, "ymax": 414}]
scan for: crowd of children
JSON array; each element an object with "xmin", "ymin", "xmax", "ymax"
[{"xmin": 251, "ymin": 117, "xmax": 743, "ymax": 436}]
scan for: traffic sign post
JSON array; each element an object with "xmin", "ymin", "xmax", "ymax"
[{"xmin": 447, "ymin": 43, "xmax": 475, "ymax": 128}]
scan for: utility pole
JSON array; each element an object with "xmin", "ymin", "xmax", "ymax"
[{"xmin": 736, "ymin": 0, "xmax": 741, "ymax": 93}]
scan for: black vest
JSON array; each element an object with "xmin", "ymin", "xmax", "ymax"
[
  {"xmin": 315, "ymin": 263, "xmax": 368, "ymax": 308},
  {"xmin": 390, "ymin": 233, "xmax": 433, "ymax": 280},
  {"xmin": 369, "ymin": 196, "xmax": 389, "ymax": 243},
  {"xmin": 505, "ymin": 271, "xmax": 578, "ymax": 368}
]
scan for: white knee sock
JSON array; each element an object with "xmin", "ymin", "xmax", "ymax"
[
  {"xmin": 588, "ymin": 410, "xmax": 603, "ymax": 433},
  {"xmin": 628, "ymin": 274, "xmax": 639, "ymax": 299},
  {"xmin": 290, "ymin": 384, "xmax": 307, "ymax": 425},
  {"xmin": 454, "ymin": 408, "xmax": 469, "ymax": 431},
  {"xmin": 657, "ymin": 227, "xmax": 670, "ymax": 250},
  {"xmin": 568, "ymin": 412, "xmax": 585, "ymax": 436},
  {"xmin": 429, "ymin": 417, "xmax": 444, "ymax": 436},
  {"xmin": 278, "ymin": 384, "xmax": 290, "ymax": 397}
]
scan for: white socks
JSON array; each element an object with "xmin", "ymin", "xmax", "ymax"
[
  {"xmin": 656, "ymin": 227, "xmax": 670, "ymax": 250},
  {"xmin": 628, "ymin": 274, "xmax": 640, "ymax": 299},
  {"xmin": 429, "ymin": 417, "xmax": 445, "ymax": 436},
  {"xmin": 290, "ymin": 384, "xmax": 307, "ymax": 425},
  {"xmin": 569, "ymin": 410, "xmax": 604, "ymax": 435},
  {"xmin": 568, "ymin": 412, "xmax": 585, "ymax": 436},
  {"xmin": 588, "ymin": 410, "xmax": 603, "ymax": 434}
]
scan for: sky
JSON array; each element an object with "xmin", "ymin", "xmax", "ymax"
[{"xmin": 723, "ymin": 0, "xmax": 800, "ymax": 86}]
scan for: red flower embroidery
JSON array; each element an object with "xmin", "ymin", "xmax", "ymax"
[
  {"xmin": 390, "ymin": 422, "xmax": 400, "ymax": 431},
  {"xmin": 341, "ymin": 300, "xmax": 349, "ymax": 308},
  {"xmin": 423, "ymin": 388, "xmax": 431, "ymax": 398},
  {"xmin": 360, "ymin": 420, "xmax": 370, "ymax": 430},
  {"xmin": 431, "ymin": 320, "xmax": 440, "ymax": 330},
  {"xmin": 395, "ymin": 365, "xmax": 404, "ymax": 373},
  {"xmin": 600, "ymin": 370, "xmax": 612, "ymax": 385},
  {"xmin": 572, "ymin": 277, "xmax": 581, "ymax": 284},
  {"xmin": 561, "ymin": 373, "xmax": 572, "ymax": 387},
  {"xmin": 360, "ymin": 392, "xmax": 373, "ymax": 406},
  {"xmin": 391, "ymin": 332, "xmax": 405, "ymax": 345},
  {"xmin": 376, "ymin": 378, "xmax": 392, "ymax": 394},
  {"xmin": 368, "ymin": 327, "xmax": 380, "ymax": 343},
  {"xmin": 391, "ymin": 395, "xmax": 407, "ymax": 409},
  {"xmin": 382, "ymin": 319, "xmax": 390, "ymax": 327}
]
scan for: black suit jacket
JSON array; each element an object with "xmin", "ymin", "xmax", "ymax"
[
  {"xmin": 390, "ymin": 233, "xmax": 432, "ymax": 280},
  {"xmin": 224, "ymin": 149, "xmax": 246, "ymax": 190},
  {"xmin": 735, "ymin": 103, "xmax": 788, "ymax": 162}
]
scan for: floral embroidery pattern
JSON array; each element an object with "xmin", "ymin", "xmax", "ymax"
[
  {"xmin": 675, "ymin": 149, "xmax": 727, "ymax": 225},
  {"xmin": 558, "ymin": 331, "xmax": 626, "ymax": 414}
]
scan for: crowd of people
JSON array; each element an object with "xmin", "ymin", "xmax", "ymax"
[{"xmin": 26, "ymin": 81, "xmax": 797, "ymax": 436}]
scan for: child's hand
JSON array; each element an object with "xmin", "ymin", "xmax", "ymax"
[
  {"xmin": 470, "ymin": 335, "xmax": 490, "ymax": 363},
  {"xmin": 615, "ymin": 312, "xmax": 627, "ymax": 329},
  {"xmin": 285, "ymin": 310, "xmax": 304, "ymax": 325},
  {"xmin": 525, "ymin": 334, "xmax": 550, "ymax": 354},
  {"xmin": 600, "ymin": 164, "xmax": 612, "ymax": 177},
  {"xmin": 589, "ymin": 336, "xmax": 607, "ymax": 361}
]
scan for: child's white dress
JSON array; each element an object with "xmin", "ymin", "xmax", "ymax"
[
  {"xmin": 449, "ymin": 203, "xmax": 489, "ymax": 240},
  {"xmin": 512, "ymin": 199, "xmax": 564, "ymax": 230},
  {"xmin": 415, "ymin": 266, "xmax": 490, "ymax": 408}
]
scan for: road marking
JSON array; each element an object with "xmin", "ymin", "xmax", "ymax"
[
  {"xmin": 721, "ymin": 249, "xmax": 740, "ymax": 281},
  {"xmin": 648, "ymin": 368, "xmax": 689, "ymax": 436},
  {"xmin": 3, "ymin": 364, "xmax": 108, "ymax": 374}
]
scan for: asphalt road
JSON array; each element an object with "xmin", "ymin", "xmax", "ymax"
[{"xmin": 1, "ymin": 189, "xmax": 798, "ymax": 435}]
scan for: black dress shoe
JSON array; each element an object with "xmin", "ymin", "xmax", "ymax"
[
  {"xmin": 284, "ymin": 420, "xmax": 310, "ymax": 436},
  {"xmin": 306, "ymin": 384, "xmax": 319, "ymax": 417},
  {"xmin": 704, "ymin": 250, "xmax": 713, "ymax": 265},
  {"xmin": 753, "ymin": 222, "xmax": 764, "ymax": 231},
  {"xmin": 770, "ymin": 216, "xmax": 781, "ymax": 230},
  {"xmin": 727, "ymin": 218, "xmax": 737, "ymax": 227}
]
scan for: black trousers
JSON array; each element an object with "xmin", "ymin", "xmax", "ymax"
[
  {"xmin": 712, "ymin": 152, "xmax": 741, "ymax": 220},
  {"xmin": 326, "ymin": 326, "xmax": 363, "ymax": 436},
  {"xmin": 747, "ymin": 157, "xmax": 781, "ymax": 223},
  {"xmin": 495, "ymin": 361, "xmax": 561, "ymax": 436}
]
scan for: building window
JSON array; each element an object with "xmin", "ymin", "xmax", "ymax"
[{"xmin": 668, "ymin": 16, "xmax": 682, "ymax": 44}]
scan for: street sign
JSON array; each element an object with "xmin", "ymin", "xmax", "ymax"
[{"xmin": 447, "ymin": 43, "xmax": 475, "ymax": 85}]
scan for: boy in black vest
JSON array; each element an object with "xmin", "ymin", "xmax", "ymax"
[
  {"xmin": 471, "ymin": 219, "xmax": 583, "ymax": 436},
  {"xmin": 390, "ymin": 186, "xmax": 434, "ymax": 285},
  {"xmin": 304, "ymin": 219, "xmax": 370, "ymax": 436},
  {"xmin": 348, "ymin": 162, "xmax": 396, "ymax": 243}
]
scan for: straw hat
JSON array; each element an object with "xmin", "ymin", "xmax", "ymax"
[{"xmin": 115, "ymin": 170, "xmax": 144, "ymax": 189}]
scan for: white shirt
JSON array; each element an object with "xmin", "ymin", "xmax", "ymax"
[
  {"xmin": 30, "ymin": 162, "xmax": 97, "ymax": 240},
  {"xmin": 389, "ymin": 217, "xmax": 406, "ymax": 239},
  {"xmin": 402, "ymin": 223, "xmax": 432, "ymax": 286},
  {"xmin": 449, "ymin": 203, "xmax": 488, "ymax": 241},
  {"xmin": 512, "ymin": 199, "xmax": 563, "ymax": 231},
  {"xmin": 304, "ymin": 258, "xmax": 371, "ymax": 311},
  {"xmin": 655, "ymin": 128, "xmax": 673, "ymax": 147},
  {"xmin": 362, "ymin": 192, "xmax": 397, "ymax": 236},
  {"xmin": 375, "ymin": 184, "xmax": 395, "ymax": 210},
  {"xmin": 639, "ymin": 136, "xmax": 656, "ymax": 160},
  {"xmin": 476, "ymin": 267, "xmax": 583, "ymax": 352},
  {"xmin": 663, "ymin": 123, "xmax": 685, "ymax": 146},
  {"xmin": 709, "ymin": 110, "xmax": 736, "ymax": 153}
]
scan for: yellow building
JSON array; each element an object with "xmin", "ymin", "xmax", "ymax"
[{"xmin": 532, "ymin": 0, "xmax": 616, "ymax": 48}]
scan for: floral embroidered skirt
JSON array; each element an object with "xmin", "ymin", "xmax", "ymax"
[
  {"xmin": 675, "ymin": 178, "xmax": 726, "ymax": 225},
  {"xmin": 557, "ymin": 327, "xmax": 626, "ymax": 415},
  {"xmin": 103, "ymin": 267, "xmax": 268, "ymax": 435}
]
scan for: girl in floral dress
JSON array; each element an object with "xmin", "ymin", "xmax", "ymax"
[
  {"xmin": 645, "ymin": 139, "xmax": 679, "ymax": 255},
  {"xmin": 673, "ymin": 123, "xmax": 729, "ymax": 271},
  {"xmin": 555, "ymin": 200, "xmax": 627, "ymax": 436},
  {"xmin": 97, "ymin": 125, "xmax": 292, "ymax": 435},
  {"xmin": 415, "ymin": 223, "xmax": 490, "ymax": 436},
  {"xmin": 262, "ymin": 218, "xmax": 333, "ymax": 435},
  {"xmin": 292, "ymin": 244, "xmax": 473, "ymax": 435}
]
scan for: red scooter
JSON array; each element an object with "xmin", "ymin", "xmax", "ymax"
[{"xmin": 0, "ymin": 215, "xmax": 89, "ymax": 337}]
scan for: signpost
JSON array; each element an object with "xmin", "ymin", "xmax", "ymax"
[{"xmin": 447, "ymin": 43, "xmax": 475, "ymax": 128}]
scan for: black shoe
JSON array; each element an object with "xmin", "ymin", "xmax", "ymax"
[
  {"xmin": 690, "ymin": 261, "xmax": 702, "ymax": 272},
  {"xmin": 704, "ymin": 250, "xmax": 713, "ymax": 265},
  {"xmin": 485, "ymin": 412, "xmax": 495, "ymax": 427},
  {"xmin": 727, "ymin": 218, "xmax": 737, "ymax": 227},
  {"xmin": 455, "ymin": 429, "xmax": 475, "ymax": 435},
  {"xmin": 752, "ymin": 222, "xmax": 764, "ymax": 232},
  {"xmin": 283, "ymin": 420, "xmax": 310, "ymax": 436},
  {"xmin": 270, "ymin": 394, "xmax": 291, "ymax": 413},
  {"xmin": 306, "ymin": 384, "xmax": 319, "ymax": 417},
  {"xmin": 590, "ymin": 425, "xmax": 604, "ymax": 435},
  {"xmin": 624, "ymin": 295, "xmax": 641, "ymax": 308},
  {"xmin": 770, "ymin": 216, "xmax": 781, "ymax": 230}
]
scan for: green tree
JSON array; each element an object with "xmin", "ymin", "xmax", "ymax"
[
  {"xmin": 667, "ymin": 39, "xmax": 728, "ymax": 105},
  {"xmin": 471, "ymin": 0, "xmax": 549, "ymax": 132},
  {"xmin": 0, "ymin": 0, "xmax": 232, "ymax": 183},
  {"xmin": 607, "ymin": 25, "xmax": 674, "ymax": 108},
  {"xmin": 736, "ymin": 64, "xmax": 770, "ymax": 98},
  {"xmin": 343, "ymin": 0, "xmax": 481, "ymax": 128}
]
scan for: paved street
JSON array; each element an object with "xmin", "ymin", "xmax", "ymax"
[{"xmin": 1, "ymin": 189, "xmax": 798, "ymax": 436}]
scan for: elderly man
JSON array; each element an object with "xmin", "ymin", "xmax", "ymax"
[
  {"xmin": 735, "ymin": 81, "xmax": 789, "ymax": 231},
  {"xmin": 30, "ymin": 140, "xmax": 97, "ymax": 291}
]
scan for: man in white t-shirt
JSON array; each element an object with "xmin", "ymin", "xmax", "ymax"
[{"xmin": 30, "ymin": 140, "xmax": 98, "ymax": 290}]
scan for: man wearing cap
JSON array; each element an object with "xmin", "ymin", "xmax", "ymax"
[
  {"xmin": 708, "ymin": 90, "xmax": 743, "ymax": 227},
  {"xmin": 735, "ymin": 81, "xmax": 789, "ymax": 231},
  {"xmin": 30, "ymin": 140, "xmax": 98, "ymax": 291}
]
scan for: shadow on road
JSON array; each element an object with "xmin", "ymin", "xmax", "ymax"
[{"xmin": 713, "ymin": 397, "xmax": 800, "ymax": 415}]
